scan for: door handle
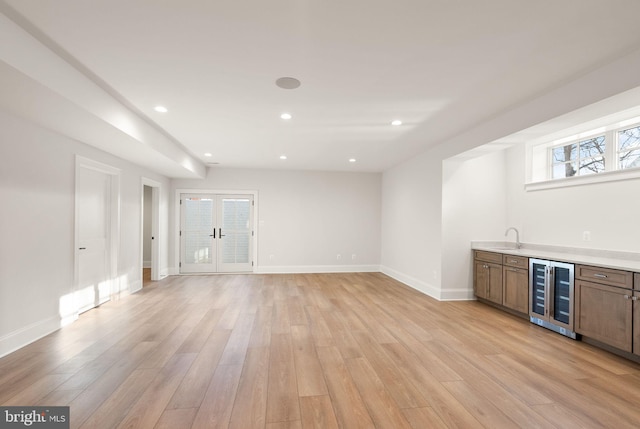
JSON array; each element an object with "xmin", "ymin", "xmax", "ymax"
[
  {"xmin": 219, "ymin": 227, "xmax": 226, "ymax": 237},
  {"xmin": 79, "ymin": 247, "xmax": 87, "ymax": 250}
]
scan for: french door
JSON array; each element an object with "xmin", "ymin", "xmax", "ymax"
[{"xmin": 180, "ymin": 193, "xmax": 254, "ymax": 273}]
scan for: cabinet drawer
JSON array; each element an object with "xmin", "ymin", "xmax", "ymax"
[
  {"xmin": 576, "ymin": 265, "xmax": 633, "ymax": 289},
  {"xmin": 474, "ymin": 251, "xmax": 502, "ymax": 264},
  {"xmin": 503, "ymin": 254, "xmax": 528, "ymax": 269},
  {"xmin": 635, "ymin": 273, "xmax": 639, "ymax": 290}
]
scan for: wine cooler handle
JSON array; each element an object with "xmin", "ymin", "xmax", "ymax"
[{"xmin": 548, "ymin": 266, "xmax": 555, "ymax": 318}]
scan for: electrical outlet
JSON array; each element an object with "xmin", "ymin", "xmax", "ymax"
[
  {"xmin": 336, "ymin": 254, "xmax": 341, "ymax": 260},
  {"xmin": 269, "ymin": 254, "xmax": 275, "ymax": 260},
  {"xmin": 582, "ymin": 231, "xmax": 591, "ymax": 241},
  {"xmin": 352, "ymin": 254, "xmax": 356, "ymax": 260}
]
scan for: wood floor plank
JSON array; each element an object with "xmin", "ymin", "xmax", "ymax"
[
  {"xmin": 266, "ymin": 333, "xmax": 300, "ymax": 423},
  {"xmin": 351, "ymin": 330, "xmax": 428, "ymax": 409},
  {"xmin": 291, "ymin": 325, "xmax": 328, "ymax": 397},
  {"xmin": 153, "ymin": 408, "xmax": 197, "ymax": 429},
  {"xmin": 402, "ymin": 406, "xmax": 449, "ymax": 429},
  {"xmin": 344, "ymin": 356, "xmax": 413, "ymax": 429},
  {"xmin": 299, "ymin": 395, "xmax": 339, "ymax": 429},
  {"xmin": 67, "ymin": 341, "xmax": 159, "ymax": 428},
  {"xmin": 166, "ymin": 329, "xmax": 231, "ymax": 409},
  {"xmin": 190, "ymin": 364, "xmax": 243, "ymax": 429},
  {"xmin": 248, "ymin": 305, "xmax": 274, "ymax": 349},
  {"xmin": 77, "ymin": 368, "xmax": 159, "ymax": 429},
  {"xmin": 228, "ymin": 346, "xmax": 270, "ymax": 429},
  {"xmin": 116, "ymin": 353, "xmax": 196, "ymax": 429},
  {"xmin": 2, "ymin": 373, "xmax": 74, "ymax": 406},
  {"xmin": 315, "ymin": 346, "xmax": 374, "ymax": 429}
]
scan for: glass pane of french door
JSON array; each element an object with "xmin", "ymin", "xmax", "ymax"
[
  {"xmin": 218, "ymin": 197, "xmax": 253, "ymax": 272},
  {"xmin": 180, "ymin": 194, "xmax": 216, "ymax": 273}
]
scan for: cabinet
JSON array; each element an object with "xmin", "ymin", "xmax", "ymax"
[
  {"xmin": 635, "ymin": 273, "xmax": 640, "ymax": 356},
  {"xmin": 502, "ymin": 255, "xmax": 528, "ymax": 315},
  {"xmin": 474, "ymin": 251, "xmax": 503, "ymax": 305},
  {"xmin": 575, "ymin": 265, "xmax": 634, "ymax": 352}
]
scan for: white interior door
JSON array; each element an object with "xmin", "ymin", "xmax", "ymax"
[
  {"xmin": 77, "ymin": 167, "xmax": 111, "ymax": 312},
  {"xmin": 180, "ymin": 193, "xmax": 253, "ymax": 273}
]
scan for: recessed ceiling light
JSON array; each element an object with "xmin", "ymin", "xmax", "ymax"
[
  {"xmin": 349, "ymin": 158, "xmax": 356, "ymax": 163},
  {"xmin": 154, "ymin": 105, "xmax": 168, "ymax": 113},
  {"xmin": 391, "ymin": 120, "xmax": 402, "ymax": 126},
  {"xmin": 280, "ymin": 113, "xmax": 292, "ymax": 120},
  {"xmin": 280, "ymin": 155, "xmax": 287, "ymax": 160},
  {"xmin": 204, "ymin": 153, "xmax": 212, "ymax": 157},
  {"xmin": 275, "ymin": 77, "xmax": 301, "ymax": 90}
]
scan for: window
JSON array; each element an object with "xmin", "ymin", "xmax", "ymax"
[
  {"xmin": 617, "ymin": 124, "xmax": 640, "ymax": 170},
  {"xmin": 527, "ymin": 116, "xmax": 640, "ymax": 190},
  {"xmin": 551, "ymin": 135, "xmax": 605, "ymax": 179}
]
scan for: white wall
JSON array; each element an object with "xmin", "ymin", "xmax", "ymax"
[
  {"xmin": 441, "ymin": 151, "xmax": 508, "ymax": 299},
  {"xmin": 0, "ymin": 109, "xmax": 171, "ymax": 357},
  {"xmin": 171, "ymin": 168, "xmax": 382, "ymax": 272},
  {"xmin": 380, "ymin": 150, "xmax": 443, "ymax": 297},
  {"xmin": 505, "ymin": 143, "xmax": 640, "ymax": 252}
]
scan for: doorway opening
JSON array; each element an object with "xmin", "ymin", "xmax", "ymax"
[{"xmin": 141, "ymin": 178, "xmax": 161, "ymax": 289}]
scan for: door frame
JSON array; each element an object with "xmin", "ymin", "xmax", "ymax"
[
  {"xmin": 174, "ymin": 188, "xmax": 258, "ymax": 274},
  {"xmin": 72, "ymin": 156, "xmax": 120, "ymax": 321},
  {"xmin": 140, "ymin": 178, "xmax": 161, "ymax": 289}
]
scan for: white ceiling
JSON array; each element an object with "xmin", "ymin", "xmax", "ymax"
[{"xmin": 3, "ymin": 0, "xmax": 640, "ymax": 175}]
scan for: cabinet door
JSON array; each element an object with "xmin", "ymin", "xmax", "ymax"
[
  {"xmin": 474, "ymin": 260, "xmax": 489, "ymax": 300},
  {"xmin": 575, "ymin": 280, "xmax": 633, "ymax": 352},
  {"xmin": 634, "ymin": 285, "xmax": 639, "ymax": 356},
  {"xmin": 486, "ymin": 263, "xmax": 503, "ymax": 305},
  {"xmin": 474, "ymin": 261, "xmax": 502, "ymax": 304},
  {"xmin": 503, "ymin": 267, "xmax": 528, "ymax": 314}
]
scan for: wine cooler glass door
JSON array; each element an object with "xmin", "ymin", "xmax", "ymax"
[{"xmin": 550, "ymin": 264, "xmax": 574, "ymax": 331}]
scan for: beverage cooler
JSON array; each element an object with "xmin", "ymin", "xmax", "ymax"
[{"xmin": 529, "ymin": 258, "xmax": 577, "ymax": 339}]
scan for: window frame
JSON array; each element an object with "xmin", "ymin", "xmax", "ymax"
[
  {"xmin": 616, "ymin": 120, "xmax": 640, "ymax": 171},
  {"xmin": 548, "ymin": 133, "xmax": 608, "ymax": 180},
  {"xmin": 526, "ymin": 116, "xmax": 640, "ymax": 191}
]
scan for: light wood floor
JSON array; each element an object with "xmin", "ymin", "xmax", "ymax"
[{"xmin": 2, "ymin": 273, "xmax": 640, "ymax": 428}]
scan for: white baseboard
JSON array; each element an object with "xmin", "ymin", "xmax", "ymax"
[
  {"xmin": 380, "ymin": 266, "xmax": 474, "ymax": 301},
  {"xmin": 0, "ymin": 316, "xmax": 60, "ymax": 359},
  {"xmin": 380, "ymin": 265, "xmax": 442, "ymax": 300},
  {"xmin": 255, "ymin": 264, "xmax": 380, "ymax": 274},
  {"xmin": 129, "ymin": 279, "xmax": 142, "ymax": 294},
  {"xmin": 440, "ymin": 288, "xmax": 475, "ymax": 301}
]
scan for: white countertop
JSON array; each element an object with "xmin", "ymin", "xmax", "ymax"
[{"xmin": 471, "ymin": 241, "xmax": 640, "ymax": 273}]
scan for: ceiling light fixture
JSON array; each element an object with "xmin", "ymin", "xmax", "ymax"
[
  {"xmin": 391, "ymin": 120, "xmax": 402, "ymax": 126},
  {"xmin": 280, "ymin": 155, "xmax": 287, "ymax": 160},
  {"xmin": 275, "ymin": 77, "xmax": 301, "ymax": 90},
  {"xmin": 204, "ymin": 153, "xmax": 212, "ymax": 157},
  {"xmin": 349, "ymin": 158, "xmax": 356, "ymax": 163},
  {"xmin": 280, "ymin": 113, "xmax": 292, "ymax": 120},
  {"xmin": 154, "ymin": 105, "xmax": 168, "ymax": 113}
]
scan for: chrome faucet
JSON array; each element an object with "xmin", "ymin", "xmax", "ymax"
[{"xmin": 505, "ymin": 227, "xmax": 522, "ymax": 249}]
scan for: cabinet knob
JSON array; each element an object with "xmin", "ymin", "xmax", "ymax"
[
  {"xmin": 593, "ymin": 273, "xmax": 608, "ymax": 279},
  {"xmin": 624, "ymin": 295, "xmax": 631, "ymax": 300}
]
